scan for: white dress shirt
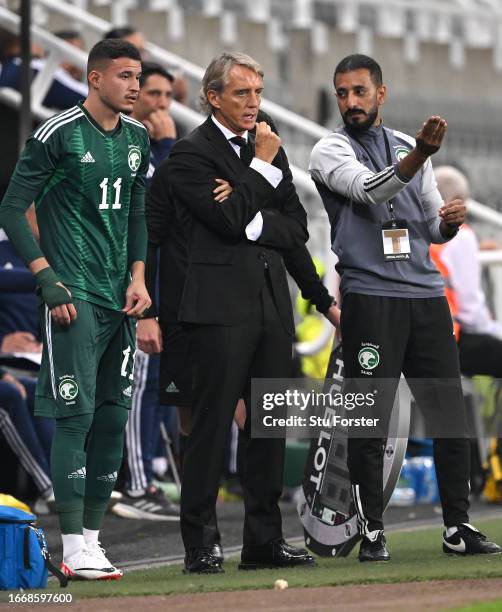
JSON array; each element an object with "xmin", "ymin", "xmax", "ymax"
[{"xmin": 211, "ymin": 115, "xmax": 283, "ymax": 241}]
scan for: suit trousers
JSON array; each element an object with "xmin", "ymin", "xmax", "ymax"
[
  {"xmin": 341, "ymin": 293, "xmax": 470, "ymax": 534},
  {"xmin": 180, "ymin": 270, "xmax": 293, "ymax": 549}
]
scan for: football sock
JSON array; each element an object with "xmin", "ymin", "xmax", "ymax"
[
  {"xmin": 62, "ymin": 534, "xmax": 86, "ymax": 561},
  {"xmin": 51, "ymin": 413, "xmax": 93, "ymax": 534},
  {"xmin": 83, "ymin": 403, "xmax": 129, "ymax": 530},
  {"xmin": 83, "ymin": 527, "xmax": 99, "ymax": 544}
]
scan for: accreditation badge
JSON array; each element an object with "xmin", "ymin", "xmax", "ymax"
[{"xmin": 381, "ymin": 219, "xmax": 411, "ymax": 262}]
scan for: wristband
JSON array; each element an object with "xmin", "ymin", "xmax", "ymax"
[
  {"xmin": 35, "ymin": 267, "xmax": 60, "ymax": 287},
  {"xmin": 35, "ymin": 267, "xmax": 72, "ymax": 309}
]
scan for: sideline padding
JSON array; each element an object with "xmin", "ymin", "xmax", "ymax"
[{"xmin": 297, "ymin": 342, "xmax": 410, "ymax": 557}]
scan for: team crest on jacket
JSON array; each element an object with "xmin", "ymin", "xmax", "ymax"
[
  {"xmin": 128, "ymin": 147, "xmax": 141, "ymax": 171},
  {"xmin": 394, "ymin": 145, "xmax": 410, "ymax": 161}
]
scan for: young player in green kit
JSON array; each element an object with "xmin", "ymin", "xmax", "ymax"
[{"xmin": 0, "ymin": 39, "xmax": 151, "ymax": 580}]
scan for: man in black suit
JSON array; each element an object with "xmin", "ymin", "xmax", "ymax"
[
  {"xmin": 166, "ymin": 52, "xmax": 319, "ymax": 573},
  {"xmin": 144, "ymin": 108, "xmax": 340, "ymax": 566}
]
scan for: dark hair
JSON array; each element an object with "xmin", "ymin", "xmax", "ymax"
[
  {"xmin": 87, "ymin": 38, "xmax": 141, "ymax": 74},
  {"xmin": 54, "ymin": 29, "xmax": 82, "ymax": 42},
  {"xmin": 104, "ymin": 26, "xmax": 137, "ymax": 40},
  {"xmin": 139, "ymin": 61, "xmax": 174, "ymax": 87},
  {"xmin": 333, "ymin": 54, "xmax": 383, "ymax": 87}
]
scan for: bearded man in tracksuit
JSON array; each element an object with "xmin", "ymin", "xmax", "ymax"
[{"xmin": 309, "ymin": 54, "xmax": 500, "ymax": 561}]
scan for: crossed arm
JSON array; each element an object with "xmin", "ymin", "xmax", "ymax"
[{"xmin": 167, "ymin": 140, "xmax": 308, "ymax": 248}]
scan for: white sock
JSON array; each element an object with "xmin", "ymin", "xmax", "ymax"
[
  {"xmin": 62, "ymin": 534, "xmax": 85, "ymax": 561},
  {"xmin": 83, "ymin": 528, "xmax": 99, "ymax": 545},
  {"xmin": 446, "ymin": 526, "xmax": 458, "ymax": 537}
]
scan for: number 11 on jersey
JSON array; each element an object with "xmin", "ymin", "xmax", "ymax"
[{"xmin": 99, "ymin": 177, "xmax": 122, "ymax": 210}]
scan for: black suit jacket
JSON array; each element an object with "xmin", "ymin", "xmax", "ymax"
[
  {"xmin": 145, "ymin": 171, "xmax": 334, "ymax": 328},
  {"xmin": 165, "ymin": 116, "xmax": 309, "ymax": 333}
]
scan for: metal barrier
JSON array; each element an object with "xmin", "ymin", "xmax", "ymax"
[{"xmin": 31, "ymin": 0, "xmax": 332, "ymax": 141}]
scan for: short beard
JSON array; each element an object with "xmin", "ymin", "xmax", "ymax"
[{"xmin": 343, "ymin": 106, "xmax": 379, "ymax": 135}]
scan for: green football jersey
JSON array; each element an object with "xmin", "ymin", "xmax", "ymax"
[{"xmin": 1, "ymin": 102, "xmax": 150, "ymax": 311}]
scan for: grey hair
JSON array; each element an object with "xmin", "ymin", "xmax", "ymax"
[
  {"xmin": 434, "ymin": 165, "xmax": 470, "ymax": 202},
  {"xmin": 199, "ymin": 52, "xmax": 264, "ymax": 114}
]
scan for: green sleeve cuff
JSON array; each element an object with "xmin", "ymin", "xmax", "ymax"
[{"xmin": 35, "ymin": 266, "xmax": 59, "ymax": 286}]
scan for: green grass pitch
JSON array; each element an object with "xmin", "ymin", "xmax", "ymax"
[{"xmin": 8, "ymin": 517, "xmax": 500, "ymax": 600}]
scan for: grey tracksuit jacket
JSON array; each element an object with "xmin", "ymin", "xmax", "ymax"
[{"xmin": 309, "ymin": 124, "xmax": 454, "ymax": 298}]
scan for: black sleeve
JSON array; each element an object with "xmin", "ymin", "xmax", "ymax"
[
  {"xmin": 258, "ymin": 148, "xmax": 308, "ymax": 250},
  {"xmin": 146, "ymin": 158, "xmax": 174, "ymax": 247},
  {"xmin": 167, "ymin": 139, "xmax": 275, "ymax": 239},
  {"xmin": 143, "ymin": 242, "xmax": 159, "ymax": 318},
  {"xmin": 283, "ymin": 245, "xmax": 334, "ymax": 315},
  {"xmin": 143, "ymin": 160, "xmax": 174, "ymax": 318}
]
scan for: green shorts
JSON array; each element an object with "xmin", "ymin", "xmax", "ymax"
[{"xmin": 35, "ymin": 298, "xmax": 136, "ymax": 419}]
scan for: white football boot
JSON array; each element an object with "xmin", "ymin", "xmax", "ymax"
[{"xmin": 60, "ymin": 545, "xmax": 123, "ymax": 580}]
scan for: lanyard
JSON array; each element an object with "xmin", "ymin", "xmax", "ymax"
[{"xmin": 352, "ymin": 128, "xmax": 396, "ymax": 220}]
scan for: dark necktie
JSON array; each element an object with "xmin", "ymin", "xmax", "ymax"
[{"xmin": 229, "ymin": 136, "xmax": 254, "ymax": 166}]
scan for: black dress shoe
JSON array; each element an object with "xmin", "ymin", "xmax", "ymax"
[
  {"xmin": 212, "ymin": 542, "xmax": 224, "ymax": 563},
  {"xmin": 183, "ymin": 547, "xmax": 224, "ymax": 574},
  {"xmin": 358, "ymin": 531, "xmax": 390, "ymax": 562},
  {"xmin": 239, "ymin": 538, "xmax": 316, "ymax": 570}
]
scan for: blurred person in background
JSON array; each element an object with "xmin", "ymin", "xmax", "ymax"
[
  {"xmin": 0, "ymin": 228, "xmax": 55, "ymax": 479},
  {"xmin": 104, "ymin": 25, "xmax": 190, "ymax": 137},
  {"xmin": 104, "ymin": 26, "xmax": 148, "ymax": 60},
  {"xmin": 53, "ymin": 30, "xmax": 85, "ymax": 82},
  {"xmin": 294, "ymin": 256, "xmax": 334, "ymax": 379},
  {"xmin": 111, "ymin": 61, "xmax": 180, "ymax": 521},
  {"xmin": 1, "ymin": 225, "xmax": 54, "ymax": 512},
  {"xmin": 0, "ymin": 28, "xmax": 43, "ymax": 61},
  {"xmin": 0, "ymin": 29, "xmax": 87, "ymax": 110},
  {"xmin": 310, "ymin": 53, "xmax": 500, "ymax": 562},
  {"xmin": 0, "ymin": 366, "xmax": 54, "ymax": 513},
  {"xmin": 132, "ymin": 62, "xmax": 176, "ymax": 179},
  {"xmin": 432, "ymin": 166, "xmax": 502, "ymax": 378},
  {"xmin": 0, "ymin": 229, "xmax": 41, "ymax": 355}
]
